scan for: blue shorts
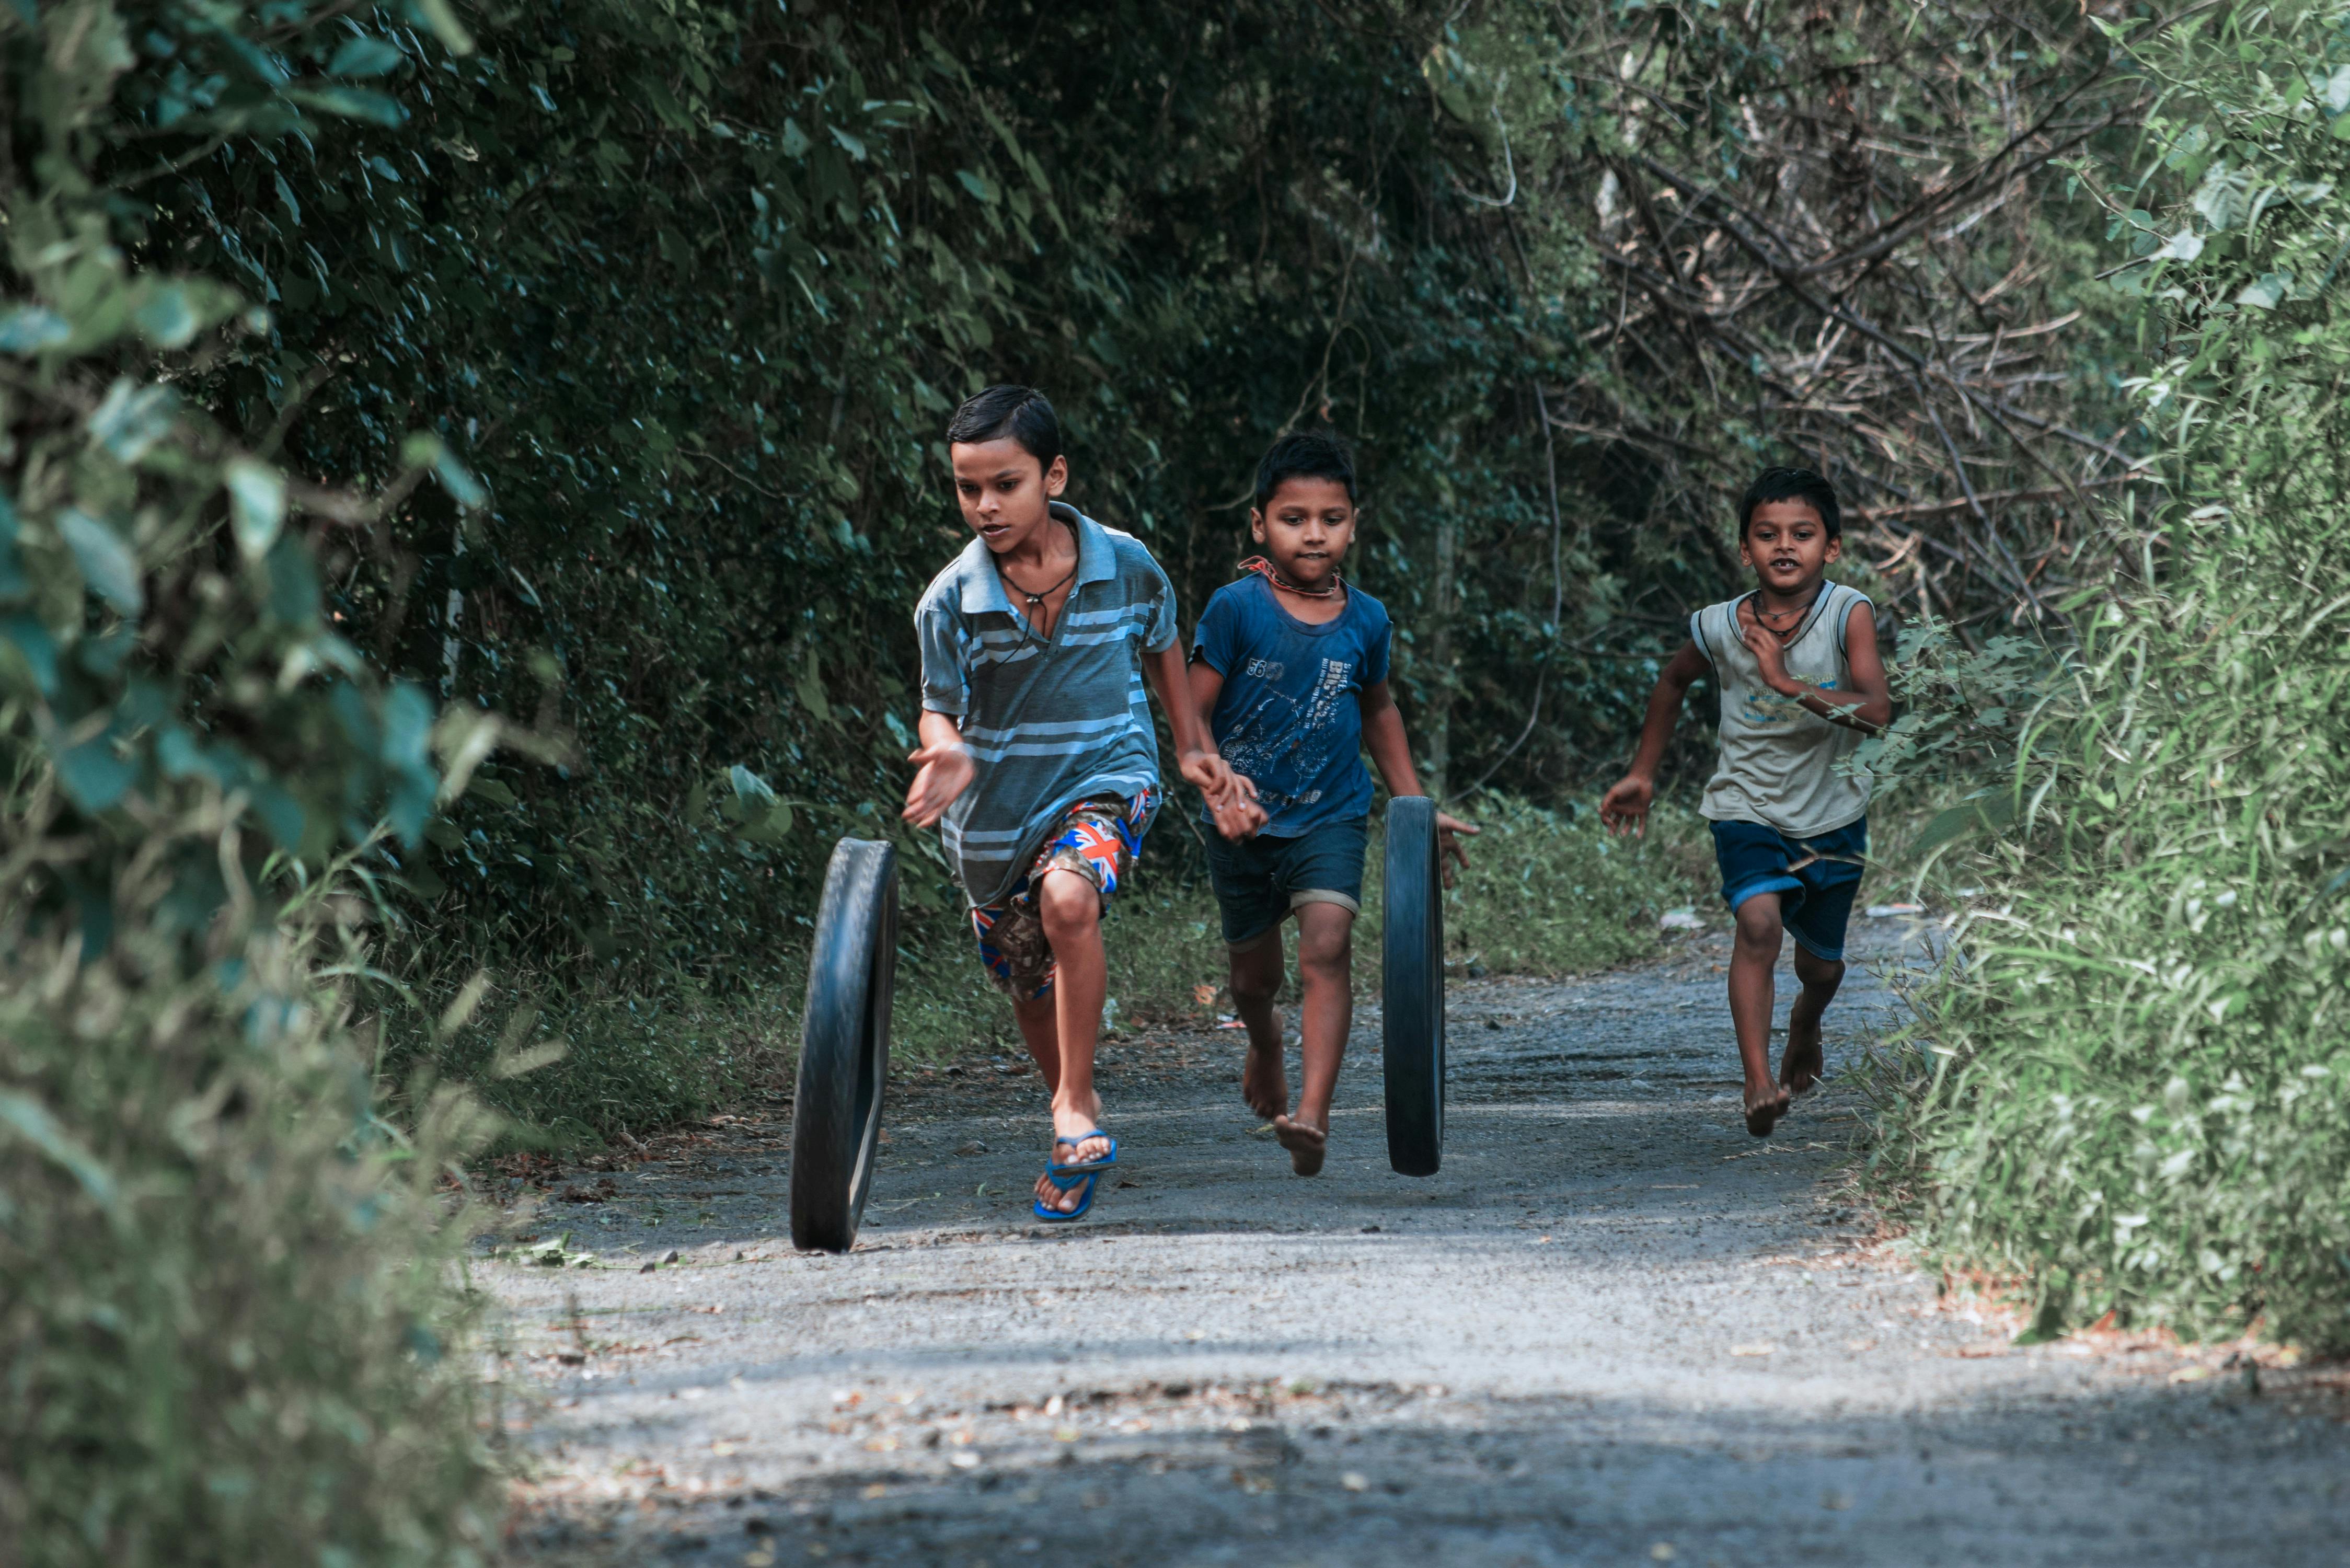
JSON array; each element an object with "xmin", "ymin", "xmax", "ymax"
[
  {"xmin": 1711, "ymin": 817, "xmax": 1868, "ymax": 961},
  {"xmin": 1201, "ymin": 814, "xmax": 1368, "ymax": 946}
]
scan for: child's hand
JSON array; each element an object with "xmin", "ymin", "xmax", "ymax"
[
  {"xmin": 1183, "ymin": 752, "xmax": 1265, "ymax": 839},
  {"xmin": 901, "ymin": 739, "xmax": 975, "ymax": 828},
  {"xmin": 1598, "ymin": 774, "xmax": 1653, "ymax": 836},
  {"xmin": 1435, "ymin": 811, "xmax": 1479, "ymax": 887},
  {"xmin": 1209, "ymin": 787, "xmax": 1267, "ymax": 841},
  {"xmin": 1737, "ymin": 616, "xmax": 1801, "ymax": 695}
]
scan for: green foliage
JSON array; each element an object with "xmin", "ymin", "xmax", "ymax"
[
  {"xmin": 1435, "ymin": 794, "xmax": 1706, "ymax": 978},
  {"xmin": 3, "ymin": 2, "xmax": 502, "ymax": 1557},
  {"xmin": 1861, "ymin": 2, "xmax": 2350, "ymax": 1350},
  {"xmin": 0, "ymin": 893, "xmax": 501, "ymax": 1565}
]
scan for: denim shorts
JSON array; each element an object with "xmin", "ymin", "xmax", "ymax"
[
  {"xmin": 1711, "ymin": 816, "xmax": 1868, "ymax": 961},
  {"xmin": 1201, "ymin": 814, "xmax": 1369, "ymax": 946}
]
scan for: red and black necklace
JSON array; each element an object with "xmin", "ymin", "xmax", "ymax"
[{"xmin": 1239, "ymin": 556, "xmax": 1343, "ymax": 598}]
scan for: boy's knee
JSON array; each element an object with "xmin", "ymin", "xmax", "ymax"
[
  {"xmin": 1732, "ymin": 897, "xmax": 1782, "ymax": 948},
  {"xmin": 1795, "ymin": 951, "xmax": 1845, "ymax": 987},
  {"xmin": 1296, "ymin": 930, "xmax": 1351, "ymax": 979},
  {"xmin": 1293, "ymin": 903, "xmax": 1354, "ymax": 972},
  {"xmin": 1035, "ymin": 871, "xmax": 1101, "ymax": 937},
  {"xmin": 1230, "ymin": 965, "xmax": 1281, "ymax": 1006}
]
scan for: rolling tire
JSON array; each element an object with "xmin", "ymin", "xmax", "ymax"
[
  {"xmin": 1381, "ymin": 795, "xmax": 1445, "ymax": 1177},
  {"xmin": 789, "ymin": 837, "xmax": 900, "ymax": 1253}
]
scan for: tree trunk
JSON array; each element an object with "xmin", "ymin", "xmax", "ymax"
[{"xmin": 1424, "ymin": 508, "xmax": 1456, "ymax": 800}]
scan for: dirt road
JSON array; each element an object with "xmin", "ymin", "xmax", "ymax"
[{"xmin": 494, "ymin": 919, "xmax": 2349, "ymax": 1566}]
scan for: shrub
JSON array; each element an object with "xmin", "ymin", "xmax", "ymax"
[
  {"xmin": 1860, "ymin": 2, "xmax": 2350, "ymax": 1350},
  {"xmin": 2, "ymin": 4, "xmax": 505, "ymax": 1556}
]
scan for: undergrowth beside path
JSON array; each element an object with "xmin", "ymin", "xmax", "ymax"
[{"xmin": 1861, "ymin": 2, "xmax": 2350, "ymax": 1354}]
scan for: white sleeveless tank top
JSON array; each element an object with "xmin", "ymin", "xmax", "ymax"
[{"xmin": 1689, "ymin": 582, "xmax": 1873, "ymax": 837}]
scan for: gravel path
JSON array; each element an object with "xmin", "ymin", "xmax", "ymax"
[{"xmin": 494, "ymin": 917, "xmax": 2349, "ymax": 1566}]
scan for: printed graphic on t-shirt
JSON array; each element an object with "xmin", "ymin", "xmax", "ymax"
[
  {"xmin": 1220, "ymin": 656, "xmax": 1355, "ymax": 813},
  {"xmin": 1738, "ymin": 677, "xmax": 1836, "ymax": 729}
]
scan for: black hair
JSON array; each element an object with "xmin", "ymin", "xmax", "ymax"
[
  {"xmin": 1253, "ymin": 430, "xmax": 1357, "ymax": 513},
  {"xmin": 945, "ymin": 384, "xmax": 1063, "ymax": 474},
  {"xmin": 1738, "ymin": 466, "xmax": 1841, "ymax": 539}
]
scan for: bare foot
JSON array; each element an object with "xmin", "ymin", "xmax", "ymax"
[
  {"xmin": 1272, "ymin": 1114, "xmax": 1327, "ymax": 1177},
  {"xmin": 1241, "ymin": 1034, "xmax": 1287, "ymax": 1121},
  {"xmin": 1779, "ymin": 1016, "xmax": 1825, "ymax": 1095},
  {"xmin": 1744, "ymin": 1082, "xmax": 1791, "ymax": 1138}
]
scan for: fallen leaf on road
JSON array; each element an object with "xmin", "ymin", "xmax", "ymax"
[
  {"xmin": 1341, "ymin": 1472, "xmax": 1368, "ymax": 1492},
  {"xmin": 1730, "ymin": 1343, "xmax": 1778, "ymax": 1357},
  {"xmin": 2169, "ymin": 1365, "xmax": 2212, "ymax": 1383}
]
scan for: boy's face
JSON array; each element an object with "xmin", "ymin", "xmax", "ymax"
[
  {"xmin": 949, "ymin": 438, "xmax": 1068, "ymax": 554},
  {"xmin": 1249, "ymin": 477, "xmax": 1356, "ymax": 588},
  {"xmin": 1740, "ymin": 499, "xmax": 1840, "ymax": 596}
]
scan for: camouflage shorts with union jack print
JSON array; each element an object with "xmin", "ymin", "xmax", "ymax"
[{"xmin": 970, "ymin": 790, "xmax": 1155, "ymax": 1000}]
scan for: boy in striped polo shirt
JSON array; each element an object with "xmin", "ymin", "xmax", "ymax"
[{"xmin": 903, "ymin": 385, "xmax": 1260, "ymax": 1221}]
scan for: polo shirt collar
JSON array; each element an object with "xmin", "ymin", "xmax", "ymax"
[{"xmin": 953, "ymin": 502, "xmax": 1112, "ymax": 614}]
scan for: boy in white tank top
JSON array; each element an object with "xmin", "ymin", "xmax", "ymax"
[{"xmin": 1599, "ymin": 469, "xmax": 1892, "ymax": 1136}]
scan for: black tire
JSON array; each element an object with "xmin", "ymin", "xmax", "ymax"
[
  {"xmin": 1381, "ymin": 795, "xmax": 1445, "ymax": 1177},
  {"xmin": 789, "ymin": 837, "xmax": 899, "ymax": 1252}
]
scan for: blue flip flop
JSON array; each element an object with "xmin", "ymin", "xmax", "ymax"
[
  {"xmin": 1033, "ymin": 1167, "xmax": 1098, "ymax": 1223},
  {"xmin": 1050, "ymin": 1129, "xmax": 1118, "ymax": 1175}
]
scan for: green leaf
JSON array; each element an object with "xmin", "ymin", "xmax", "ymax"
[
  {"xmin": 955, "ymin": 169, "xmax": 998, "ymax": 203},
  {"xmin": 53, "ymin": 725, "xmax": 136, "ymax": 811},
  {"xmin": 729, "ymin": 763, "xmax": 777, "ymax": 805},
  {"xmin": 57, "ymin": 510, "xmax": 143, "ymax": 615},
  {"xmin": 329, "ymin": 36, "xmax": 407, "ymax": 77},
  {"xmin": 399, "ymin": 432, "xmax": 488, "ymax": 508},
  {"xmin": 409, "ymin": 0, "xmax": 476, "ymax": 53},
  {"xmin": 2237, "ymin": 273, "xmax": 2291, "ymax": 310},
  {"xmin": 0, "ymin": 1091, "xmax": 119, "ymax": 1213},
  {"xmin": 0, "ymin": 613, "xmax": 59, "ymax": 696},
  {"xmin": 289, "ymin": 86, "xmax": 409, "ymax": 127},
  {"xmin": 1915, "ymin": 794, "xmax": 2017, "ymax": 855},
  {"xmin": 86, "ymin": 380, "xmax": 177, "ymax": 463},
  {"xmin": 0, "ymin": 305, "xmax": 72, "ymax": 355},
  {"xmin": 249, "ymin": 781, "xmax": 306, "ymax": 851},
  {"xmin": 224, "ymin": 457, "xmax": 286, "ymax": 560}
]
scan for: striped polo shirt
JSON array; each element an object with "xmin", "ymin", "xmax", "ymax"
[{"xmin": 915, "ymin": 502, "xmax": 1179, "ymax": 908}]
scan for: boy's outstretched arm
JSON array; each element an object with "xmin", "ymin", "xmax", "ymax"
[
  {"xmin": 1145, "ymin": 642, "xmax": 1261, "ymax": 838},
  {"xmin": 1600, "ymin": 640, "xmax": 1710, "ymax": 836},
  {"xmin": 902, "ymin": 709, "xmax": 976, "ymax": 828},
  {"xmin": 1358, "ymin": 680, "xmax": 1480, "ymax": 885}
]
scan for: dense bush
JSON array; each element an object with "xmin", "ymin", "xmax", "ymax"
[
  {"xmin": 1862, "ymin": 2, "xmax": 2350, "ymax": 1350},
  {"xmin": 2, "ymin": 3, "xmax": 502, "ymax": 1558}
]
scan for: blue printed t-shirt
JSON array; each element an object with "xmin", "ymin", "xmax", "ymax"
[
  {"xmin": 915, "ymin": 502, "xmax": 1179, "ymax": 909},
  {"xmin": 1192, "ymin": 574, "xmax": 1391, "ymax": 837}
]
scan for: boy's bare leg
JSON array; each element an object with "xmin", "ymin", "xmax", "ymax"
[
  {"xmin": 1729, "ymin": 893, "xmax": 1791, "ymax": 1136},
  {"xmin": 1781, "ymin": 945, "xmax": 1844, "ymax": 1094},
  {"xmin": 1227, "ymin": 926, "xmax": 1288, "ymax": 1121},
  {"xmin": 1273, "ymin": 901, "xmax": 1353, "ymax": 1176},
  {"xmin": 1011, "ymin": 869, "xmax": 1111, "ymax": 1214}
]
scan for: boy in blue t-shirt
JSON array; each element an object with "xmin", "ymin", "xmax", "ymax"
[{"xmin": 1189, "ymin": 432, "xmax": 1477, "ymax": 1175}]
